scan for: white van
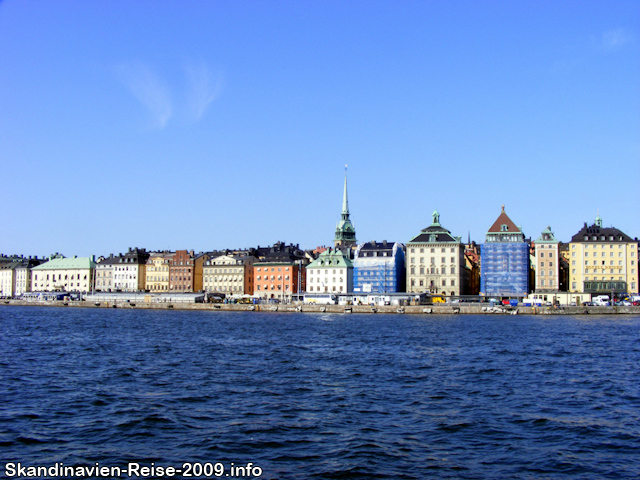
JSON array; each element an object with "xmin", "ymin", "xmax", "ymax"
[{"xmin": 593, "ymin": 295, "xmax": 610, "ymax": 306}]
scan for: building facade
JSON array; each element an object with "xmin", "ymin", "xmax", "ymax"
[
  {"xmin": 406, "ymin": 210, "xmax": 467, "ymax": 296},
  {"xmin": 112, "ymin": 248, "xmax": 150, "ymax": 292},
  {"xmin": 568, "ymin": 214, "xmax": 638, "ymax": 295},
  {"xmin": 203, "ymin": 253, "xmax": 257, "ymax": 295},
  {"xmin": 353, "ymin": 241, "xmax": 405, "ymax": 294},
  {"xmin": 480, "ymin": 206, "xmax": 530, "ymax": 297},
  {"xmin": 95, "ymin": 255, "xmax": 118, "ymax": 291},
  {"xmin": 306, "ymin": 247, "xmax": 353, "ymax": 294},
  {"xmin": 145, "ymin": 252, "xmax": 172, "ymax": 291},
  {"xmin": 31, "ymin": 256, "xmax": 96, "ymax": 293},
  {"xmin": 253, "ymin": 243, "xmax": 307, "ymax": 300},
  {"xmin": 169, "ymin": 250, "xmax": 196, "ymax": 292},
  {"xmin": 0, "ymin": 261, "xmax": 21, "ymax": 296},
  {"xmin": 14, "ymin": 257, "xmax": 44, "ymax": 295},
  {"xmin": 534, "ymin": 227, "xmax": 560, "ymax": 292}
]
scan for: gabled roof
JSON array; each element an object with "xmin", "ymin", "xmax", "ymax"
[{"xmin": 487, "ymin": 205, "xmax": 521, "ymax": 233}]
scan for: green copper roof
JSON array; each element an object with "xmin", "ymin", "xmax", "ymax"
[
  {"xmin": 32, "ymin": 257, "xmax": 96, "ymax": 270},
  {"xmin": 535, "ymin": 226, "xmax": 559, "ymax": 244},
  {"xmin": 334, "ymin": 166, "xmax": 357, "ymax": 244},
  {"xmin": 307, "ymin": 248, "xmax": 353, "ymax": 269}
]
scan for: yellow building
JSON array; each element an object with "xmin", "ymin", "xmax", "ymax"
[
  {"xmin": 145, "ymin": 252, "xmax": 172, "ymax": 292},
  {"xmin": 569, "ymin": 214, "xmax": 638, "ymax": 295}
]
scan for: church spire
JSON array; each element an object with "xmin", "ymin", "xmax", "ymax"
[
  {"xmin": 334, "ymin": 165, "xmax": 357, "ymax": 249},
  {"xmin": 342, "ymin": 165, "xmax": 349, "ymax": 216}
]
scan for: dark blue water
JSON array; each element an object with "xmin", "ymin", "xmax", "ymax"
[{"xmin": 1, "ymin": 307, "xmax": 639, "ymax": 479}]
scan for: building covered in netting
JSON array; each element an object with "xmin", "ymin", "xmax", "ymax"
[
  {"xmin": 480, "ymin": 205, "xmax": 530, "ymax": 297},
  {"xmin": 353, "ymin": 241, "xmax": 405, "ymax": 293}
]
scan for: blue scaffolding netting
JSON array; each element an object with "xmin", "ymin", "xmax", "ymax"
[{"xmin": 481, "ymin": 242, "xmax": 529, "ymax": 296}]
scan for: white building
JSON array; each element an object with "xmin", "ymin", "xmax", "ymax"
[
  {"xmin": 0, "ymin": 261, "xmax": 20, "ymax": 297},
  {"xmin": 406, "ymin": 210, "xmax": 466, "ymax": 296},
  {"xmin": 112, "ymin": 248, "xmax": 150, "ymax": 292},
  {"xmin": 31, "ymin": 256, "xmax": 96, "ymax": 293},
  {"xmin": 203, "ymin": 253, "xmax": 257, "ymax": 294},
  {"xmin": 306, "ymin": 248, "xmax": 353, "ymax": 294}
]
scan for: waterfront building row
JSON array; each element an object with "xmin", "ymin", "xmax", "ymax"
[{"xmin": 1, "ymin": 170, "xmax": 637, "ymax": 298}]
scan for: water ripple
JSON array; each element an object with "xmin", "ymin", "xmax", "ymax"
[{"xmin": 1, "ymin": 307, "xmax": 639, "ymax": 479}]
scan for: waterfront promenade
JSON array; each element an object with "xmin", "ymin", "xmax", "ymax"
[{"xmin": 3, "ymin": 299, "xmax": 640, "ymax": 315}]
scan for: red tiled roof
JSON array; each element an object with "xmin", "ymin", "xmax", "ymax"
[{"xmin": 488, "ymin": 205, "xmax": 520, "ymax": 233}]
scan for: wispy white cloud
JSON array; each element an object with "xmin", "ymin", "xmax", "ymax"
[
  {"xmin": 117, "ymin": 63, "xmax": 172, "ymax": 129},
  {"xmin": 601, "ymin": 28, "xmax": 635, "ymax": 50},
  {"xmin": 185, "ymin": 61, "xmax": 223, "ymax": 121}
]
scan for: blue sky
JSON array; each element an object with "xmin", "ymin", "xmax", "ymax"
[{"xmin": 1, "ymin": 0, "xmax": 638, "ymax": 258}]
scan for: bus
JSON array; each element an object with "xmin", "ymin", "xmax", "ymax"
[{"xmin": 300, "ymin": 293, "xmax": 338, "ymax": 305}]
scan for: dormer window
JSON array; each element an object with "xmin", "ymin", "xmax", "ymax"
[{"xmin": 501, "ymin": 225, "xmax": 508, "ymax": 232}]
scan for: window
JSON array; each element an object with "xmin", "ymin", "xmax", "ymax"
[
  {"xmin": 541, "ymin": 261, "xmax": 545, "ymax": 267},
  {"xmin": 410, "ymin": 267, "xmax": 415, "ymax": 275},
  {"xmin": 540, "ymin": 252, "xmax": 545, "ymax": 258},
  {"xmin": 442, "ymin": 279, "xmax": 447, "ymax": 286}
]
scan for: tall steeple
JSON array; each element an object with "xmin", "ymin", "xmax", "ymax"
[
  {"xmin": 342, "ymin": 166, "xmax": 350, "ymax": 216},
  {"xmin": 334, "ymin": 165, "xmax": 357, "ymax": 249}
]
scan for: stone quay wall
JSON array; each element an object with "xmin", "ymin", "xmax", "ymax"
[{"xmin": 2, "ymin": 299, "xmax": 640, "ymax": 316}]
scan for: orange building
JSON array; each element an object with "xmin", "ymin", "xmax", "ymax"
[
  {"xmin": 252, "ymin": 243, "xmax": 308, "ymax": 301},
  {"xmin": 254, "ymin": 262, "xmax": 305, "ymax": 301}
]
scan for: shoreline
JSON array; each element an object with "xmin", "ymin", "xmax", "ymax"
[{"xmin": 3, "ymin": 299, "xmax": 640, "ymax": 315}]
